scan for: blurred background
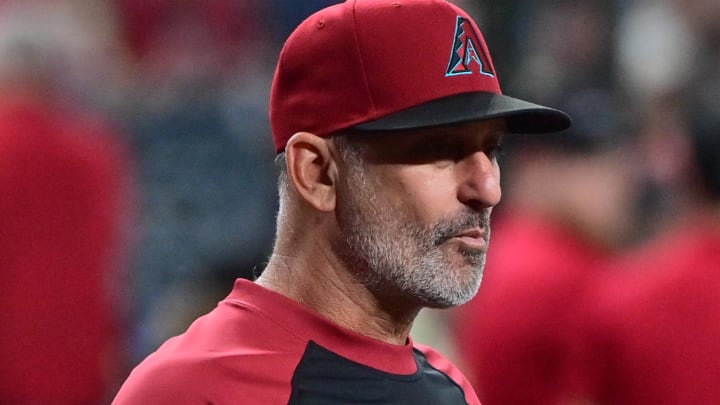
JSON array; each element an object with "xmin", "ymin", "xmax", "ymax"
[{"xmin": 1, "ymin": 0, "xmax": 718, "ymax": 404}]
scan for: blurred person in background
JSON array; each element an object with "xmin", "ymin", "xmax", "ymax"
[
  {"xmin": 574, "ymin": 2, "xmax": 720, "ymax": 399},
  {"xmin": 0, "ymin": 1, "xmax": 135, "ymax": 403},
  {"xmin": 452, "ymin": 87, "xmax": 640, "ymax": 405},
  {"xmin": 579, "ymin": 85, "xmax": 720, "ymax": 404}
]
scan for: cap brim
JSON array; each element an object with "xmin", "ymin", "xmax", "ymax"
[{"xmin": 353, "ymin": 92, "xmax": 571, "ymax": 134}]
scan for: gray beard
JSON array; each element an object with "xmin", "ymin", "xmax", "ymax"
[{"xmin": 336, "ymin": 163, "xmax": 490, "ymax": 308}]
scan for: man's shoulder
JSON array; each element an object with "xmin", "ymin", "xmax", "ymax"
[
  {"xmin": 112, "ymin": 345, "xmax": 300, "ymax": 404},
  {"xmin": 113, "ymin": 300, "xmax": 309, "ymax": 404}
]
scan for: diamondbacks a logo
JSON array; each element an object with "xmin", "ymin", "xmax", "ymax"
[{"xmin": 446, "ymin": 16, "xmax": 495, "ymax": 78}]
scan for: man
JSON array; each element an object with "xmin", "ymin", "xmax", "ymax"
[
  {"xmin": 0, "ymin": 3, "xmax": 134, "ymax": 403},
  {"xmin": 0, "ymin": 93, "xmax": 133, "ymax": 405},
  {"xmin": 113, "ymin": 0, "xmax": 570, "ymax": 403},
  {"xmin": 578, "ymin": 94, "xmax": 720, "ymax": 405}
]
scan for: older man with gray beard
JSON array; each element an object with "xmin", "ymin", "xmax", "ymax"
[{"xmin": 113, "ymin": 1, "xmax": 570, "ymax": 403}]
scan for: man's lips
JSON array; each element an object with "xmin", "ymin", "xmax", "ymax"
[{"xmin": 451, "ymin": 228, "xmax": 487, "ymax": 251}]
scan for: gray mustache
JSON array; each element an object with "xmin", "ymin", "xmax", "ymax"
[{"xmin": 432, "ymin": 211, "xmax": 491, "ymax": 246}]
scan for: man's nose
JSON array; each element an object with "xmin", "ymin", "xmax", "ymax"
[{"xmin": 456, "ymin": 151, "xmax": 502, "ymax": 210}]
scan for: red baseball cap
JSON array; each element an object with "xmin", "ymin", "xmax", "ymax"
[{"xmin": 270, "ymin": 0, "xmax": 571, "ymax": 153}]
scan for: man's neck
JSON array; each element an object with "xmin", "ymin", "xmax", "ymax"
[{"xmin": 257, "ymin": 251, "xmax": 420, "ymax": 345}]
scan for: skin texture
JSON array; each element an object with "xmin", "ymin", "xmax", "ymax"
[{"xmin": 257, "ymin": 118, "xmax": 506, "ymax": 345}]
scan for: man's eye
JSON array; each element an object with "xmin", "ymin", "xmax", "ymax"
[{"xmin": 420, "ymin": 142, "xmax": 461, "ymax": 159}]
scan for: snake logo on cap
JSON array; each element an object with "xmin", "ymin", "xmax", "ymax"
[{"xmin": 446, "ymin": 16, "xmax": 495, "ymax": 78}]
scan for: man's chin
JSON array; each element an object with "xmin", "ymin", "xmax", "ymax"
[{"xmin": 415, "ymin": 278, "xmax": 483, "ymax": 308}]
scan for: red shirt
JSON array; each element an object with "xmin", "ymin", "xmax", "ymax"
[
  {"xmin": 114, "ymin": 279, "xmax": 481, "ymax": 404},
  {"xmin": 454, "ymin": 212, "xmax": 610, "ymax": 405},
  {"xmin": 584, "ymin": 220, "xmax": 720, "ymax": 404},
  {"xmin": 0, "ymin": 96, "xmax": 133, "ymax": 404}
]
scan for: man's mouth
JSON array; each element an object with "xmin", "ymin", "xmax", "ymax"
[{"xmin": 450, "ymin": 228, "xmax": 487, "ymax": 251}]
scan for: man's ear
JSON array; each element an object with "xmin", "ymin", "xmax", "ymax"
[{"xmin": 284, "ymin": 132, "xmax": 338, "ymax": 212}]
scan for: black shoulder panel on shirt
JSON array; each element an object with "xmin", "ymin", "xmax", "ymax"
[{"xmin": 287, "ymin": 340, "xmax": 469, "ymax": 404}]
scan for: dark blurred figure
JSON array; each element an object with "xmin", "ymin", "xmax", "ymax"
[
  {"xmin": 0, "ymin": 2, "xmax": 135, "ymax": 403},
  {"xmin": 580, "ymin": 83, "xmax": 720, "ymax": 405},
  {"xmin": 452, "ymin": 88, "xmax": 640, "ymax": 405},
  {"xmin": 110, "ymin": 0, "xmax": 280, "ymax": 361}
]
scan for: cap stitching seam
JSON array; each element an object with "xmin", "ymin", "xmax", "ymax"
[{"xmin": 350, "ymin": 0, "xmax": 377, "ymax": 123}]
